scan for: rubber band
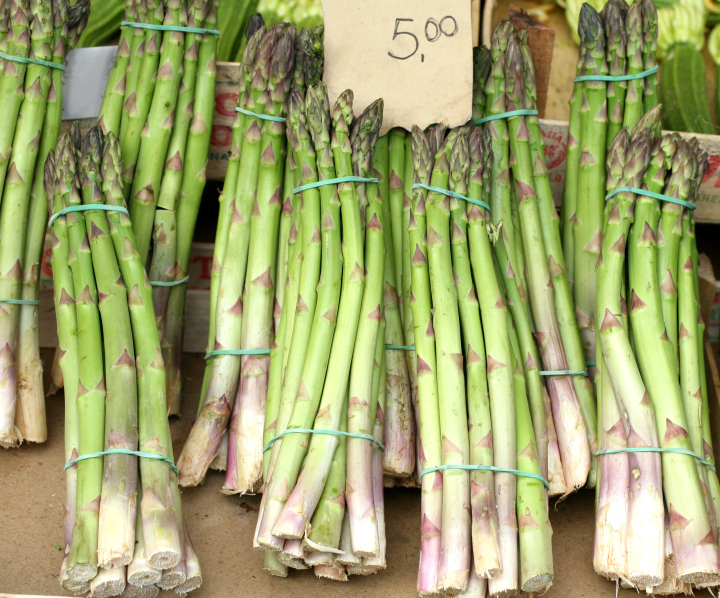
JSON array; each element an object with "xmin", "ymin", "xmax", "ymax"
[
  {"xmin": 121, "ymin": 21, "xmax": 220, "ymax": 35},
  {"xmin": 596, "ymin": 447, "xmax": 716, "ymax": 473},
  {"xmin": 293, "ymin": 176, "xmax": 379, "ymax": 195},
  {"xmin": 263, "ymin": 428, "xmax": 384, "ymax": 453},
  {"xmin": 0, "ymin": 49, "xmax": 65, "ymax": 70},
  {"xmin": 65, "ymin": 448, "xmax": 178, "ymax": 476},
  {"xmin": 586, "ymin": 362, "xmax": 596, "ymax": 367},
  {"xmin": 0, "ymin": 298, "xmax": 40, "ymax": 306},
  {"xmin": 540, "ymin": 369, "xmax": 589, "ymax": 377},
  {"xmin": 420, "ymin": 464, "xmax": 550, "ymax": 490},
  {"xmin": 413, "ymin": 183, "xmax": 490, "ymax": 211},
  {"xmin": 149, "ymin": 276, "xmax": 190, "ymax": 288},
  {"xmin": 385, "ymin": 344, "xmax": 415, "ymax": 351},
  {"xmin": 605, "ymin": 186, "xmax": 697, "ymax": 210},
  {"xmin": 204, "ymin": 348, "xmax": 271, "ymax": 359},
  {"xmin": 235, "ymin": 106, "xmax": 286, "ymax": 123},
  {"xmin": 473, "ymin": 109, "xmax": 539, "ymax": 125},
  {"xmin": 574, "ymin": 65, "xmax": 658, "ymax": 83},
  {"xmin": 48, "ymin": 205, "xmax": 130, "ymax": 229}
]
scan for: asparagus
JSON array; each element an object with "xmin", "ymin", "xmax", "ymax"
[
  {"xmin": 177, "ymin": 27, "xmax": 288, "ymax": 486},
  {"xmin": 409, "ymin": 126, "xmax": 443, "ymax": 597},
  {"xmin": 641, "ymin": 0, "xmax": 658, "ymax": 113},
  {"xmin": 120, "ymin": 0, "xmax": 148, "ymax": 138},
  {"xmin": 376, "ymin": 132, "xmax": 414, "ymax": 479},
  {"xmin": 603, "ymin": 1, "xmax": 627, "ymax": 152},
  {"xmin": 388, "ymin": 127, "xmax": 406, "ymax": 314},
  {"xmin": 268, "ymin": 99, "xmax": 383, "ymax": 545},
  {"xmin": 574, "ymin": 4, "xmax": 608, "ymax": 366},
  {"xmin": 622, "ymin": 1, "xmax": 644, "ymax": 129},
  {"xmin": 81, "ymin": 128, "xmax": 139, "ymax": 569},
  {"xmin": 507, "ymin": 33, "xmax": 591, "ymax": 490},
  {"xmin": 225, "ymin": 23, "xmax": 294, "ymax": 494}
]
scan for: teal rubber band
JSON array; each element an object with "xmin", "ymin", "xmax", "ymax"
[
  {"xmin": 65, "ymin": 448, "xmax": 178, "ymax": 476},
  {"xmin": 413, "ymin": 183, "xmax": 490, "ymax": 211},
  {"xmin": 596, "ymin": 447, "xmax": 716, "ymax": 473},
  {"xmin": 539, "ymin": 369, "xmax": 589, "ymax": 377},
  {"xmin": 235, "ymin": 106, "xmax": 286, "ymax": 123},
  {"xmin": 473, "ymin": 109, "xmax": 539, "ymax": 125},
  {"xmin": 121, "ymin": 21, "xmax": 220, "ymax": 35},
  {"xmin": 149, "ymin": 276, "xmax": 190, "ymax": 288},
  {"xmin": 605, "ymin": 186, "xmax": 697, "ymax": 211},
  {"xmin": 0, "ymin": 49, "xmax": 65, "ymax": 70},
  {"xmin": 385, "ymin": 344, "xmax": 415, "ymax": 351},
  {"xmin": 263, "ymin": 428, "xmax": 384, "ymax": 453},
  {"xmin": 0, "ymin": 298, "xmax": 40, "ymax": 306},
  {"xmin": 586, "ymin": 361, "xmax": 596, "ymax": 367},
  {"xmin": 420, "ymin": 464, "xmax": 550, "ymax": 490},
  {"xmin": 48, "ymin": 205, "xmax": 130, "ymax": 229},
  {"xmin": 293, "ymin": 176, "xmax": 379, "ymax": 195},
  {"xmin": 574, "ymin": 65, "xmax": 658, "ymax": 83},
  {"xmin": 205, "ymin": 348, "xmax": 271, "ymax": 359}
]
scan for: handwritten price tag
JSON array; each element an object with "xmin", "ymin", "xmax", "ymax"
[{"xmin": 321, "ymin": 0, "xmax": 473, "ymax": 135}]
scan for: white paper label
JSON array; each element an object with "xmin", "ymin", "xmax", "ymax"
[{"xmin": 61, "ymin": 46, "xmax": 118, "ymax": 121}]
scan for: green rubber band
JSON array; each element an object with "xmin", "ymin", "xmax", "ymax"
[
  {"xmin": 586, "ymin": 362, "xmax": 596, "ymax": 367},
  {"xmin": 413, "ymin": 183, "xmax": 490, "ymax": 211},
  {"xmin": 596, "ymin": 447, "xmax": 716, "ymax": 473},
  {"xmin": 605, "ymin": 186, "xmax": 697, "ymax": 211},
  {"xmin": 204, "ymin": 348, "xmax": 271, "ymax": 359},
  {"xmin": 0, "ymin": 298, "xmax": 40, "ymax": 306},
  {"xmin": 149, "ymin": 276, "xmax": 190, "ymax": 288},
  {"xmin": 0, "ymin": 49, "xmax": 65, "ymax": 70},
  {"xmin": 121, "ymin": 20, "xmax": 220, "ymax": 35},
  {"xmin": 420, "ymin": 464, "xmax": 550, "ymax": 490},
  {"xmin": 293, "ymin": 176, "xmax": 379, "ymax": 195},
  {"xmin": 235, "ymin": 106, "xmax": 286, "ymax": 123},
  {"xmin": 65, "ymin": 448, "xmax": 178, "ymax": 476},
  {"xmin": 48, "ymin": 205, "xmax": 130, "ymax": 229},
  {"xmin": 540, "ymin": 369, "xmax": 589, "ymax": 377},
  {"xmin": 574, "ymin": 65, "xmax": 658, "ymax": 83},
  {"xmin": 473, "ymin": 109, "xmax": 538, "ymax": 125},
  {"xmin": 385, "ymin": 344, "xmax": 415, "ymax": 351},
  {"xmin": 263, "ymin": 428, "xmax": 384, "ymax": 453}
]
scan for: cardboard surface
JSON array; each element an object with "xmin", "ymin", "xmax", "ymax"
[{"xmin": 0, "ymin": 348, "xmax": 716, "ymax": 597}]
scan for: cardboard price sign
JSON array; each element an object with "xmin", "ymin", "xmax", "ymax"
[{"xmin": 321, "ymin": 0, "xmax": 473, "ymax": 135}]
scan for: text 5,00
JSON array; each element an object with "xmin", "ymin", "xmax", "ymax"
[{"xmin": 388, "ymin": 17, "xmax": 459, "ymax": 61}]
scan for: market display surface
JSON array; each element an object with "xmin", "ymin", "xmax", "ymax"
[{"xmin": 3, "ymin": 0, "xmax": 720, "ymax": 596}]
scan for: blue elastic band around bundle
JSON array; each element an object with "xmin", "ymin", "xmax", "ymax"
[
  {"xmin": 121, "ymin": 21, "xmax": 220, "ymax": 35},
  {"xmin": 65, "ymin": 448, "xmax": 178, "ymax": 476},
  {"xmin": 385, "ymin": 344, "xmax": 415, "ymax": 351},
  {"xmin": 204, "ymin": 348, "xmax": 271, "ymax": 359},
  {"xmin": 596, "ymin": 447, "xmax": 716, "ymax": 473},
  {"xmin": 574, "ymin": 65, "xmax": 658, "ymax": 83},
  {"xmin": 412, "ymin": 183, "xmax": 490, "ymax": 212},
  {"xmin": 540, "ymin": 369, "xmax": 589, "ymax": 377},
  {"xmin": 473, "ymin": 109, "xmax": 539, "ymax": 125},
  {"xmin": 0, "ymin": 49, "xmax": 64, "ymax": 70},
  {"xmin": 586, "ymin": 362, "xmax": 596, "ymax": 367},
  {"xmin": 263, "ymin": 428, "xmax": 384, "ymax": 453},
  {"xmin": 0, "ymin": 298, "xmax": 40, "ymax": 306},
  {"xmin": 48, "ymin": 205, "xmax": 130, "ymax": 229},
  {"xmin": 235, "ymin": 106, "xmax": 286, "ymax": 123},
  {"xmin": 293, "ymin": 176, "xmax": 379, "ymax": 195},
  {"xmin": 421, "ymin": 464, "xmax": 550, "ymax": 490},
  {"xmin": 149, "ymin": 276, "xmax": 190, "ymax": 288},
  {"xmin": 605, "ymin": 186, "xmax": 697, "ymax": 211}
]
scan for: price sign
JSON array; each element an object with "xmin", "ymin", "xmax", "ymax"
[{"xmin": 321, "ymin": 0, "xmax": 473, "ymax": 135}]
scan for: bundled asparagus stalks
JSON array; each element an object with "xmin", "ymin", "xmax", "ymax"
[
  {"xmin": 594, "ymin": 107, "xmax": 720, "ymax": 591},
  {"xmin": 562, "ymin": 0, "xmax": 659, "ymax": 366},
  {"xmin": 90, "ymin": 0, "xmax": 219, "ymax": 416},
  {"xmin": 0, "ymin": 0, "xmax": 89, "ymax": 448},
  {"xmin": 49, "ymin": 126, "xmax": 201, "ymax": 596},
  {"xmin": 410, "ymin": 122, "xmax": 552, "ymax": 596}
]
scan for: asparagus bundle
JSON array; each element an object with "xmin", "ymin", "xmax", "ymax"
[
  {"xmin": 91, "ymin": 0, "xmax": 219, "ymax": 416},
  {"xmin": 594, "ymin": 110, "xmax": 720, "ymax": 590},
  {"xmin": 410, "ymin": 122, "xmax": 552, "ymax": 595},
  {"xmin": 0, "ymin": 0, "xmax": 89, "ymax": 448},
  {"xmin": 562, "ymin": 0, "xmax": 659, "ymax": 365},
  {"xmin": 49, "ymin": 127, "xmax": 201, "ymax": 596}
]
